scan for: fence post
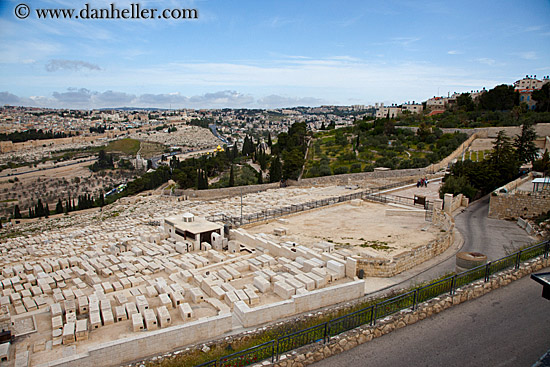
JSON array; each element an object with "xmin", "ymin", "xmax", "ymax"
[
  {"xmin": 271, "ymin": 341, "xmax": 275, "ymax": 363},
  {"xmin": 516, "ymin": 250, "xmax": 522, "ymax": 269},
  {"xmin": 276, "ymin": 339, "xmax": 280, "ymax": 361},
  {"xmin": 451, "ymin": 275, "xmax": 456, "ymax": 295},
  {"xmin": 484, "ymin": 263, "xmax": 491, "ymax": 282},
  {"xmin": 323, "ymin": 322, "xmax": 328, "ymax": 343},
  {"xmin": 372, "ymin": 305, "xmax": 377, "ymax": 326},
  {"xmin": 545, "ymin": 241, "xmax": 549, "ymax": 259},
  {"xmin": 412, "ymin": 289, "xmax": 418, "ymax": 310}
]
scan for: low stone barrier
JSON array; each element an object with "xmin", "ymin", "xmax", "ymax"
[{"xmin": 356, "ymin": 210, "xmax": 454, "ymax": 277}]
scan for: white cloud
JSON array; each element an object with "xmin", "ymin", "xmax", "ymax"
[
  {"xmin": 447, "ymin": 50, "xmax": 461, "ymax": 55},
  {"xmin": 518, "ymin": 51, "xmax": 537, "ymax": 60},
  {"xmin": 476, "ymin": 58, "xmax": 496, "ymax": 66},
  {"xmin": 1, "ymin": 89, "xmax": 322, "ymax": 109},
  {"xmin": 45, "ymin": 59, "xmax": 101, "ymax": 72},
  {"xmin": 257, "ymin": 95, "xmax": 325, "ymax": 108}
]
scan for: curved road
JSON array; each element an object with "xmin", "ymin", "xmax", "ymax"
[
  {"xmin": 314, "ymin": 269, "xmax": 550, "ymax": 367},
  {"xmin": 455, "ymin": 195, "xmax": 534, "ymax": 259},
  {"xmin": 390, "ymin": 195, "xmax": 537, "ymax": 287}
]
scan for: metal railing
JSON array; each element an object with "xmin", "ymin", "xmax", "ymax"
[
  {"xmin": 276, "ymin": 323, "xmax": 327, "ymax": 358},
  {"xmin": 416, "ymin": 277, "xmax": 454, "ymax": 304},
  {"xmin": 218, "ymin": 340, "xmax": 275, "ymax": 367},
  {"xmin": 195, "ymin": 360, "xmax": 217, "ymax": 367},
  {"xmin": 207, "ymin": 181, "xmax": 432, "ymax": 227},
  {"xmin": 195, "ymin": 240, "xmax": 549, "ymax": 367},
  {"xmin": 373, "ymin": 290, "xmax": 416, "ymax": 322},
  {"xmin": 328, "ymin": 306, "xmax": 374, "ymax": 338}
]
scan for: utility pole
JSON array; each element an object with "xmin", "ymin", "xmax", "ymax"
[{"xmin": 240, "ymin": 187, "xmax": 243, "ymax": 225}]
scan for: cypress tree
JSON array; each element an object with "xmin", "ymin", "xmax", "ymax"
[
  {"xmin": 13, "ymin": 205, "xmax": 22, "ymax": 219},
  {"xmin": 269, "ymin": 155, "xmax": 283, "ymax": 183},
  {"xmin": 229, "ymin": 165, "xmax": 235, "ymax": 187},
  {"xmin": 56, "ymin": 199, "xmax": 63, "ymax": 214}
]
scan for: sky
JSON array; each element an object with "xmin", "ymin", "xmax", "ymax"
[{"xmin": 0, "ymin": 0, "xmax": 549, "ymax": 109}]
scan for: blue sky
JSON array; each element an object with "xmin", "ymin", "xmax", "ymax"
[{"xmin": 1, "ymin": 0, "xmax": 549, "ymax": 109}]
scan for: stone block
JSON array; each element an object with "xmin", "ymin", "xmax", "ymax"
[
  {"xmin": 75, "ymin": 319, "xmax": 88, "ymax": 341},
  {"xmin": 135, "ymin": 295, "xmax": 149, "ymax": 314},
  {"xmin": 62, "ymin": 322, "xmax": 75, "ymax": 345},
  {"xmin": 101, "ymin": 308, "xmax": 114, "ymax": 325},
  {"xmin": 115, "ymin": 305, "xmax": 127, "ymax": 322},
  {"xmin": 156, "ymin": 306, "xmax": 171, "ymax": 328},
  {"xmin": 143, "ymin": 309, "xmax": 158, "ymax": 330},
  {"xmin": 51, "ymin": 315, "xmax": 63, "ymax": 330},
  {"xmin": 244, "ymin": 288, "xmax": 260, "ymax": 306},
  {"xmin": 189, "ymin": 288, "xmax": 205, "ymax": 303},
  {"xmin": 178, "ymin": 303, "xmax": 194, "ymax": 320},
  {"xmin": 132, "ymin": 312, "xmax": 144, "ymax": 332},
  {"xmin": 274, "ymin": 281, "xmax": 295, "ymax": 300},
  {"xmin": 224, "ymin": 291, "xmax": 239, "ymax": 307},
  {"xmin": 253, "ymin": 276, "xmax": 271, "ymax": 293}
]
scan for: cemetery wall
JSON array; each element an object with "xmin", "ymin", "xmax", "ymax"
[
  {"xmin": 357, "ymin": 210, "xmax": 454, "ymax": 277},
  {"xmin": 496, "ymin": 172, "xmax": 535, "ymax": 194},
  {"xmin": 36, "ymin": 313, "xmax": 233, "ymax": 367},
  {"xmin": 170, "ymin": 182, "xmax": 280, "ymax": 200},
  {"xmin": 233, "ymin": 280, "xmax": 365, "ymax": 328},
  {"xmin": 288, "ymin": 168, "xmax": 427, "ymax": 187},
  {"xmin": 488, "ymin": 188, "xmax": 550, "ymax": 220},
  {"xmin": 425, "ymin": 132, "xmax": 480, "ymax": 173}
]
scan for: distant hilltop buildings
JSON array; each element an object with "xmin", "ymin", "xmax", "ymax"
[
  {"xmin": 374, "ymin": 75, "xmax": 550, "ymax": 118},
  {"xmin": 515, "ymin": 75, "xmax": 550, "ymax": 111}
]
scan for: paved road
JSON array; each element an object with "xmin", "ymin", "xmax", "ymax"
[
  {"xmin": 387, "ymin": 195, "xmax": 537, "ymax": 288},
  {"xmin": 314, "ymin": 269, "xmax": 550, "ymax": 367},
  {"xmin": 454, "ymin": 195, "xmax": 534, "ymax": 259}
]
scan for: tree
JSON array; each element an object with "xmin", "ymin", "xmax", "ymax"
[
  {"xmin": 13, "ymin": 205, "xmax": 22, "ymax": 219},
  {"xmin": 269, "ymin": 155, "xmax": 283, "ymax": 183},
  {"xmin": 488, "ymin": 130, "xmax": 520, "ymax": 186},
  {"xmin": 456, "ymin": 93, "xmax": 475, "ymax": 111},
  {"xmin": 55, "ymin": 199, "xmax": 64, "ymax": 214},
  {"xmin": 282, "ymin": 148, "xmax": 305, "ymax": 180},
  {"xmin": 478, "ymin": 84, "xmax": 519, "ymax": 111},
  {"xmin": 439, "ymin": 175, "xmax": 477, "ymax": 200},
  {"xmin": 197, "ymin": 169, "xmax": 208, "ymax": 190},
  {"xmin": 514, "ymin": 121, "xmax": 538, "ymax": 163},
  {"xmin": 532, "ymin": 83, "xmax": 550, "ymax": 112},
  {"xmin": 228, "ymin": 165, "xmax": 235, "ymax": 187},
  {"xmin": 257, "ymin": 170, "xmax": 263, "ymax": 184},
  {"xmin": 267, "ymin": 134, "xmax": 272, "ymax": 147}
]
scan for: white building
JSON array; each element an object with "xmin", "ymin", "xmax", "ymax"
[{"xmin": 164, "ymin": 213, "xmax": 224, "ymax": 251}]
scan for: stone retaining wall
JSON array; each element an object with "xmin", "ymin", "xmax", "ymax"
[
  {"xmin": 356, "ymin": 210, "xmax": 454, "ymax": 277},
  {"xmin": 488, "ymin": 188, "xmax": 550, "ymax": 220},
  {"xmin": 272, "ymin": 257, "xmax": 550, "ymax": 367},
  {"xmin": 170, "ymin": 182, "xmax": 280, "ymax": 200},
  {"xmin": 287, "ymin": 168, "xmax": 427, "ymax": 187},
  {"xmin": 425, "ymin": 133, "xmax": 480, "ymax": 173},
  {"xmin": 496, "ymin": 172, "xmax": 535, "ymax": 194},
  {"xmin": 36, "ymin": 313, "xmax": 233, "ymax": 367}
]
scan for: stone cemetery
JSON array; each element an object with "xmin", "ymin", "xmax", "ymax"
[{"xmin": 0, "ymin": 182, "xmax": 450, "ymax": 366}]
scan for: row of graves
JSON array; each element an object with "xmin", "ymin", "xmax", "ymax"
[{"xmin": 0, "ymin": 214, "xmax": 357, "ymax": 365}]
